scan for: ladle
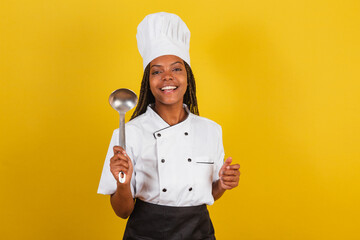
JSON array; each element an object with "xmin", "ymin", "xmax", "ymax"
[{"xmin": 109, "ymin": 88, "xmax": 138, "ymax": 183}]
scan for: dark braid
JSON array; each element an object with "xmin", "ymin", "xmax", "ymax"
[
  {"xmin": 130, "ymin": 64, "xmax": 152, "ymax": 119},
  {"xmin": 183, "ymin": 62, "xmax": 199, "ymax": 115},
  {"xmin": 130, "ymin": 61, "xmax": 199, "ymax": 120}
]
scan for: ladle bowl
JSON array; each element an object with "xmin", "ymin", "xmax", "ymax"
[{"xmin": 109, "ymin": 89, "xmax": 138, "ymax": 113}]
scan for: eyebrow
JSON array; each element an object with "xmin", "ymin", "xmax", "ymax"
[{"xmin": 150, "ymin": 61, "xmax": 184, "ymax": 69}]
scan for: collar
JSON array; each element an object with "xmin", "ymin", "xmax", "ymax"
[{"xmin": 145, "ymin": 104, "xmax": 192, "ymax": 139}]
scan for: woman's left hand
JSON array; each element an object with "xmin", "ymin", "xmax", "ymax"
[{"xmin": 219, "ymin": 157, "xmax": 240, "ymax": 190}]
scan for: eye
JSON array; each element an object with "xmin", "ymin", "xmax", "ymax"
[
  {"xmin": 152, "ymin": 71, "xmax": 161, "ymax": 75},
  {"xmin": 173, "ymin": 68, "xmax": 182, "ymax": 72}
]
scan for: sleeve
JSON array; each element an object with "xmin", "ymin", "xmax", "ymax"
[
  {"xmin": 212, "ymin": 125, "xmax": 225, "ymax": 182},
  {"xmin": 97, "ymin": 129, "xmax": 135, "ymax": 197}
]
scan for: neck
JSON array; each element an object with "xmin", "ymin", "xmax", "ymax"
[{"xmin": 153, "ymin": 101, "xmax": 188, "ymax": 126}]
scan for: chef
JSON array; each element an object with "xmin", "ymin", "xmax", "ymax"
[{"xmin": 97, "ymin": 12, "xmax": 240, "ymax": 240}]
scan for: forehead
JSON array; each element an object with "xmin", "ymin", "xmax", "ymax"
[{"xmin": 150, "ymin": 55, "xmax": 184, "ymax": 67}]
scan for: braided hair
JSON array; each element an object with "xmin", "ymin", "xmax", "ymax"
[{"xmin": 130, "ymin": 61, "xmax": 199, "ymax": 120}]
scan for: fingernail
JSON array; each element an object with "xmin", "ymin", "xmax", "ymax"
[{"xmin": 226, "ymin": 166, "xmax": 230, "ymax": 169}]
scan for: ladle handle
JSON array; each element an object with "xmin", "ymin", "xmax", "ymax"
[
  {"xmin": 119, "ymin": 112, "xmax": 126, "ymax": 149},
  {"xmin": 119, "ymin": 112, "xmax": 126, "ymax": 183}
]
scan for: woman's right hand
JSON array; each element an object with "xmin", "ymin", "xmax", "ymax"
[{"xmin": 110, "ymin": 146, "xmax": 133, "ymax": 185}]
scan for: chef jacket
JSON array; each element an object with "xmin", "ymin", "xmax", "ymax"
[{"xmin": 97, "ymin": 104, "xmax": 225, "ymax": 207}]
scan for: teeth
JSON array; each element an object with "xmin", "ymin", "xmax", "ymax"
[{"xmin": 161, "ymin": 86, "xmax": 177, "ymax": 90}]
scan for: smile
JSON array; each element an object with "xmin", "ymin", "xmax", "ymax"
[{"xmin": 160, "ymin": 86, "xmax": 178, "ymax": 91}]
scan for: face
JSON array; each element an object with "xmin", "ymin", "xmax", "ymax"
[{"xmin": 149, "ymin": 55, "xmax": 187, "ymax": 107}]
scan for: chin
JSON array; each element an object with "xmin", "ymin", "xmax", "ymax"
[{"xmin": 156, "ymin": 98, "xmax": 183, "ymax": 107}]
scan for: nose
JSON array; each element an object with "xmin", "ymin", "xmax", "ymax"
[{"xmin": 162, "ymin": 69, "xmax": 173, "ymax": 81}]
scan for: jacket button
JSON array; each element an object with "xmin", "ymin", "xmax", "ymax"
[
  {"xmin": 162, "ymin": 188, "xmax": 167, "ymax": 192},
  {"xmin": 188, "ymin": 158, "xmax": 192, "ymax": 162},
  {"xmin": 189, "ymin": 187, "xmax": 193, "ymax": 191},
  {"xmin": 161, "ymin": 159, "xmax": 165, "ymax": 163},
  {"xmin": 184, "ymin": 132, "xmax": 188, "ymax": 136},
  {"xmin": 157, "ymin": 133, "xmax": 161, "ymax": 137}
]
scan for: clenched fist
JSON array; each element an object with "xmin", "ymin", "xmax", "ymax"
[
  {"xmin": 110, "ymin": 146, "xmax": 133, "ymax": 185},
  {"xmin": 218, "ymin": 157, "xmax": 240, "ymax": 190}
]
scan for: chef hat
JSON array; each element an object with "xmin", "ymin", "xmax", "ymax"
[{"xmin": 136, "ymin": 12, "xmax": 191, "ymax": 70}]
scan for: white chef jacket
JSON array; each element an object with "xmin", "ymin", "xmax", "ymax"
[{"xmin": 97, "ymin": 104, "xmax": 225, "ymax": 206}]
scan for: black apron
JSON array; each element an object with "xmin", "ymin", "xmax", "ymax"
[{"xmin": 123, "ymin": 199, "xmax": 216, "ymax": 240}]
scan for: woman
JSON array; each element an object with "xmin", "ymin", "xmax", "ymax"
[{"xmin": 98, "ymin": 12, "xmax": 240, "ymax": 239}]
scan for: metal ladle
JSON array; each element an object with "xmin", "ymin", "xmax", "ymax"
[{"xmin": 109, "ymin": 88, "xmax": 138, "ymax": 183}]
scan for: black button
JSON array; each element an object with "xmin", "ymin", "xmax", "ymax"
[
  {"xmin": 184, "ymin": 132, "xmax": 188, "ymax": 136},
  {"xmin": 188, "ymin": 158, "xmax": 192, "ymax": 162},
  {"xmin": 161, "ymin": 159, "xmax": 165, "ymax": 163},
  {"xmin": 189, "ymin": 187, "xmax": 193, "ymax": 191},
  {"xmin": 157, "ymin": 133, "xmax": 161, "ymax": 137},
  {"xmin": 162, "ymin": 188, "xmax": 167, "ymax": 192}
]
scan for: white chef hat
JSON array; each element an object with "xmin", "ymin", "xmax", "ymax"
[{"xmin": 136, "ymin": 12, "xmax": 191, "ymax": 70}]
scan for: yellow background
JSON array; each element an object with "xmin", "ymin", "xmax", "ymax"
[{"xmin": 1, "ymin": 0, "xmax": 359, "ymax": 239}]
